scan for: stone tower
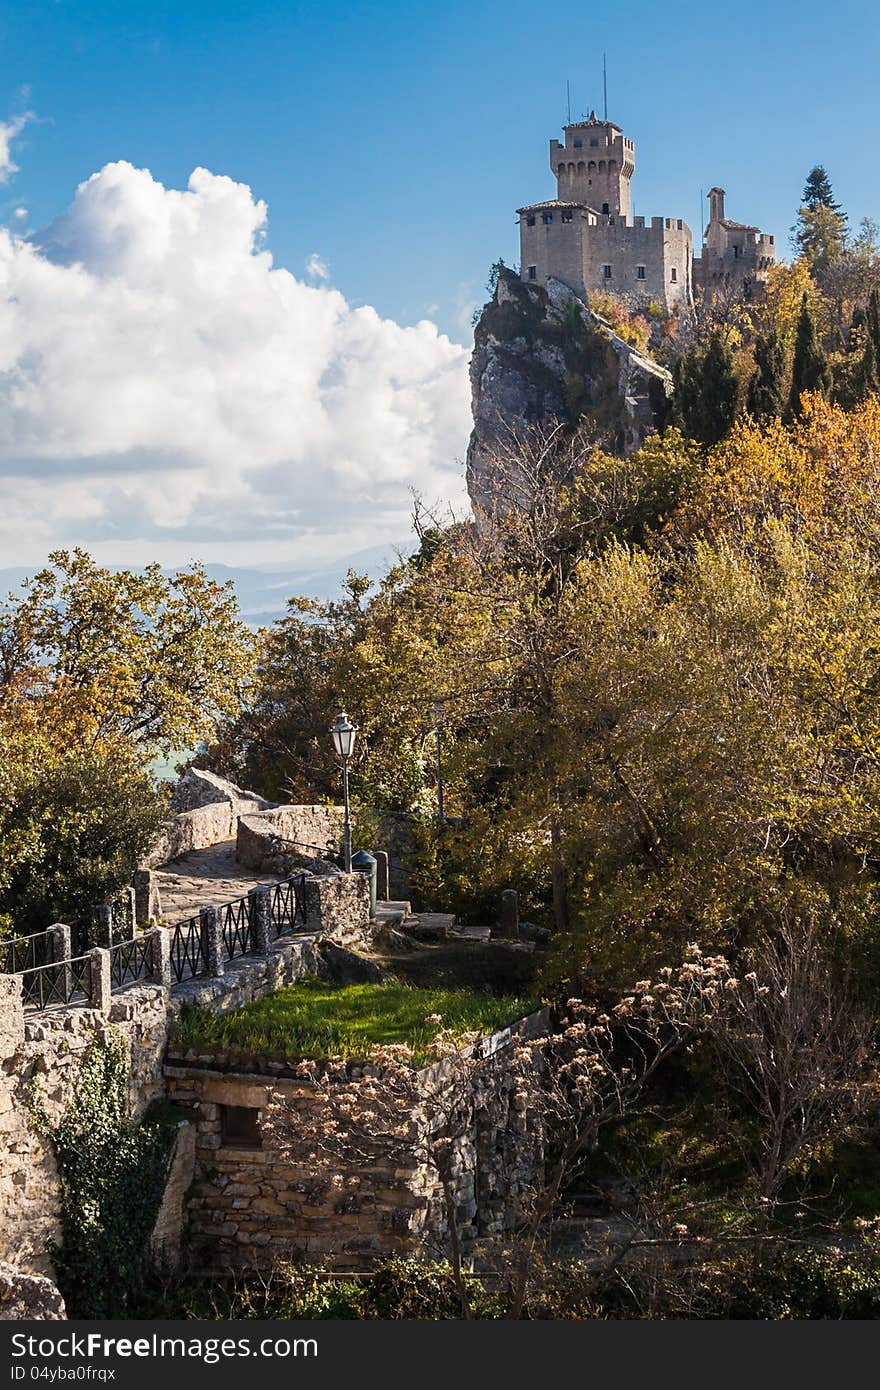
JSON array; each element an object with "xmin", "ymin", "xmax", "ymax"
[{"xmin": 549, "ymin": 112, "xmax": 635, "ymax": 220}]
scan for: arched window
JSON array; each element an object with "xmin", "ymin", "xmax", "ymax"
[
  {"xmin": 577, "ymin": 161, "xmax": 585, "ymax": 174},
  {"xmin": 588, "ymin": 160, "xmax": 596, "ymax": 172},
  {"xmin": 567, "ymin": 162, "xmax": 575, "ymax": 175},
  {"xmin": 557, "ymin": 165, "xmax": 566, "ymax": 179},
  {"xmin": 608, "ymin": 159, "xmax": 617, "ymax": 173},
  {"xmin": 598, "ymin": 159, "xmax": 606, "ymax": 173}
]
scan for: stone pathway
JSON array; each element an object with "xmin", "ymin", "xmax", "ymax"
[{"xmin": 155, "ymin": 841, "xmax": 288, "ymax": 922}]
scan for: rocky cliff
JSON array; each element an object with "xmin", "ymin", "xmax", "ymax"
[{"xmin": 466, "ymin": 268, "xmax": 671, "ymax": 516}]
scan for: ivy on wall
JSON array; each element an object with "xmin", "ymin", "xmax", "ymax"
[{"xmin": 32, "ymin": 1032, "xmax": 176, "ymax": 1318}]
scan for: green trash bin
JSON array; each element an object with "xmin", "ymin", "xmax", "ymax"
[{"xmin": 351, "ymin": 850, "xmax": 378, "ymax": 919}]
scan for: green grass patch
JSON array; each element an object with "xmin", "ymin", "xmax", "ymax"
[{"xmin": 169, "ymin": 979, "xmax": 536, "ymax": 1063}]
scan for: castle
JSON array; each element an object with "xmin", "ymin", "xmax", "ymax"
[{"xmin": 518, "ymin": 113, "xmax": 775, "ymax": 314}]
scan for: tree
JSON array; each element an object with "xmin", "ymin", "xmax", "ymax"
[
  {"xmin": 746, "ymin": 331, "xmax": 788, "ymax": 420},
  {"xmin": 711, "ymin": 919, "xmax": 874, "ymax": 1206},
  {"xmin": 673, "ymin": 331, "xmax": 740, "ymax": 446},
  {"xmin": 0, "ymin": 549, "xmax": 254, "ymax": 760},
  {"xmin": 0, "ymin": 719, "xmax": 166, "ymax": 937},
  {"xmin": 801, "ymin": 165, "xmax": 843, "ymax": 214},
  {"xmin": 793, "ymin": 167, "xmax": 847, "ymax": 271},
  {"xmin": 788, "ymin": 294, "xmax": 831, "ymax": 417}
]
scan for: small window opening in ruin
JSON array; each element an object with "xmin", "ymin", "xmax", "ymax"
[
  {"xmin": 526, "ymin": 214, "xmax": 536, "ymax": 226},
  {"xmin": 670, "ymin": 267, "xmax": 678, "ymax": 282},
  {"xmin": 542, "ymin": 212, "xmax": 553, "ymax": 224},
  {"xmin": 221, "ymin": 1105, "xmax": 263, "ymax": 1148},
  {"xmin": 561, "ymin": 210, "xmax": 573, "ymax": 223},
  {"xmin": 603, "ymin": 264, "xmax": 612, "ymax": 279},
  {"xmin": 528, "ymin": 265, "xmax": 537, "ymax": 280},
  {"xmin": 733, "ymin": 245, "xmax": 741, "ymax": 258},
  {"xmin": 602, "ymin": 203, "xmax": 610, "ymax": 214},
  {"xmin": 573, "ymin": 138, "xmax": 582, "ymax": 148},
  {"xmin": 590, "ymin": 137, "xmax": 599, "ymax": 147},
  {"xmin": 636, "ymin": 265, "xmax": 646, "ymax": 280}
]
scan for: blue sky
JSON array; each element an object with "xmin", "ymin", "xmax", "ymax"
[{"xmin": 0, "ymin": 0, "xmax": 878, "ymax": 576}]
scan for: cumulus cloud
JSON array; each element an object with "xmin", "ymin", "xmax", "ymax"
[
  {"xmin": 0, "ymin": 113, "xmax": 32, "ymax": 182},
  {"xmin": 0, "ymin": 161, "xmax": 472, "ymax": 567}
]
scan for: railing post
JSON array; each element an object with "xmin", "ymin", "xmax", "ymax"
[
  {"xmin": 248, "ymin": 886, "xmax": 272, "ymax": 954},
  {"xmin": 48, "ymin": 924, "xmax": 72, "ymax": 1000},
  {"xmin": 133, "ymin": 869, "xmax": 162, "ymax": 926},
  {"xmin": 199, "ymin": 906, "xmax": 224, "ymax": 979},
  {"xmin": 146, "ymin": 926, "xmax": 171, "ymax": 989},
  {"xmin": 95, "ymin": 903, "xmax": 113, "ymax": 947},
  {"xmin": 88, "ymin": 947, "xmax": 112, "ymax": 1014}
]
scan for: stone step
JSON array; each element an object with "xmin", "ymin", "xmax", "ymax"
[
  {"xmin": 373, "ymin": 901, "xmax": 412, "ymax": 928},
  {"xmin": 404, "ymin": 911, "xmax": 457, "ymax": 942},
  {"xmin": 450, "ymin": 924, "xmax": 492, "ymax": 943}
]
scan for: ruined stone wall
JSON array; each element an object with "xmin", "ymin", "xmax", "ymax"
[{"xmin": 163, "ymin": 1012, "xmax": 548, "ymax": 1273}]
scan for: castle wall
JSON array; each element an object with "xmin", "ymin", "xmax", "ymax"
[{"xmin": 519, "ymin": 209, "xmax": 589, "ymax": 299}]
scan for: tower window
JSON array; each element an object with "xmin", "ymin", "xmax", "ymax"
[
  {"xmin": 526, "ymin": 214, "xmax": 536, "ymax": 226},
  {"xmin": 561, "ymin": 210, "xmax": 573, "ymax": 223},
  {"xmin": 636, "ymin": 265, "xmax": 646, "ymax": 280},
  {"xmin": 528, "ymin": 266, "xmax": 537, "ymax": 281},
  {"xmin": 573, "ymin": 138, "xmax": 582, "ymax": 148},
  {"xmin": 542, "ymin": 212, "xmax": 553, "ymax": 224},
  {"xmin": 602, "ymin": 203, "xmax": 610, "ymax": 215},
  {"xmin": 733, "ymin": 245, "xmax": 741, "ymax": 258},
  {"xmin": 603, "ymin": 264, "xmax": 612, "ymax": 279},
  {"xmin": 590, "ymin": 137, "xmax": 599, "ymax": 147},
  {"xmin": 670, "ymin": 267, "xmax": 677, "ymax": 282}
]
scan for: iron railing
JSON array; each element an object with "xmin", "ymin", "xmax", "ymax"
[
  {"xmin": 169, "ymin": 918, "xmax": 209, "ymax": 984},
  {"xmin": 269, "ymin": 875, "xmax": 308, "ymax": 936},
  {"xmin": 109, "ymin": 935, "xmax": 152, "ymax": 990},
  {"xmin": 20, "ymin": 955, "xmax": 91, "ymax": 1011},
  {"xmin": 0, "ymin": 929, "xmax": 52, "ymax": 975},
  {"xmin": 220, "ymin": 897, "xmax": 254, "ymax": 961}
]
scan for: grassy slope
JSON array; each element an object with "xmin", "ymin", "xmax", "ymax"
[{"xmin": 170, "ymin": 979, "xmax": 536, "ymax": 1062}]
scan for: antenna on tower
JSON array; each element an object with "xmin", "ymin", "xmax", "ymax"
[
  {"xmin": 603, "ymin": 53, "xmax": 608, "ymax": 120},
  {"xmin": 566, "ymin": 79, "xmax": 571, "ymax": 124}
]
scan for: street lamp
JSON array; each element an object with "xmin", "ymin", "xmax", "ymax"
[
  {"xmin": 431, "ymin": 700, "xmax": 446, "ymax": 824},
  {"xmin": 330, "ymin": 711, "xmax": 357, "ymax": 872}
]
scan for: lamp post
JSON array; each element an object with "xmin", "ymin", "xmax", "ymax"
[
  {"xmin": 330, "ymin": 712, "xmax": 356, "ymax": 872},
  {"xmin": 431, "ymin": 700, "xmax": 446, "ymax": 825}
]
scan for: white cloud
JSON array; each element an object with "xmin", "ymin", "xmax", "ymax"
[
  {"xmin": 12, "ymin": 207, "xmax": 27, "ymax": 220},
  {"xmin": 0, "ymin": 161, "xmax": 473, "ymax": 567},
  {"xmin": 0, "ymin": 113, "xmax": 33, "ymax": 183},
  {"xmin": 304, "ymin": 251, "xmax": 330, "ymax": 281}
]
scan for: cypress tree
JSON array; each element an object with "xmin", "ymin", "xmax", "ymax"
[
  {"xmin": 852, "ymin": 332, "xmax": 880, "ymax": 403},
  {"xmin": 673, "ymin": 331, "xmax": 739, "ymax": 446},
  {"xmin": 747, "ymin": 331, "xmax": 787, "ymax": 420},
  {"xmin": 866, "ymin": 284, "xmax": 880, "ymax": 358},
  {"xmin": 788, "ymin": 295, "xmax": 831, "ymax": 418}
]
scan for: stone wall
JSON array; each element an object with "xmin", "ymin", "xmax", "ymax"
[
  {"xmin": 236, "ymin": 806, "xmax": 344, "ymax": 871},
  {"xmin": 163, "ymin": 1011, "xmax": 548, "ymax": 1273},
  {"xmin": 0, "ymin": 915, "xmax": 364, "ymax": 1276},
  {"xmin": 0, "ymin": 974, "xmax": 169, "ymax": 1274}
]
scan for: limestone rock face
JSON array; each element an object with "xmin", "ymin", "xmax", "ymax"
[{"xmin": 466, "ymin": 269, "xmax": 671, "ymax": 517}]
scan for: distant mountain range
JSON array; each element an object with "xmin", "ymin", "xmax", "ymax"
[{"xmin": 0, "ymin": 543, "xmax": 406, "ymax": 628}]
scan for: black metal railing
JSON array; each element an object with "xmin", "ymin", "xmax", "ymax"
[
  {"xmin": 220, "ymin": 896, "xmax": 254, "ymax": 961},
  {"xmin": 169, "ymin": 918, "xmax": 209, "ymax": 984},
  {"xmin": 20, "ymin": 955, "xmax": 91, "ymax": 1011},
  {"xmin": 0, "ymin": 929, "xmax": 52, "ymax": 975},
  {"xmin": 109, "ymin": 935, "xmax": 152, "ymax": 990},
  {"xmin": 269, "ymin": 875, "xmax": 308, "ymax": 936}
]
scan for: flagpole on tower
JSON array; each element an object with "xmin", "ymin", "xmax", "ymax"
[{"xmin": 603, "ymin": 53, "xmax": 608, "ymax": 120}]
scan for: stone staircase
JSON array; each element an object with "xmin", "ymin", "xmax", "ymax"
[{"xmin": 372, "ymin": 901, "xmax": 491, "ymax": 944}]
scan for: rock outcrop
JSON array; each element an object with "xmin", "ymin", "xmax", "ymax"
[{"xmin": 466, "ymin": 268, "xmax": 671, "ymax": 517}]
